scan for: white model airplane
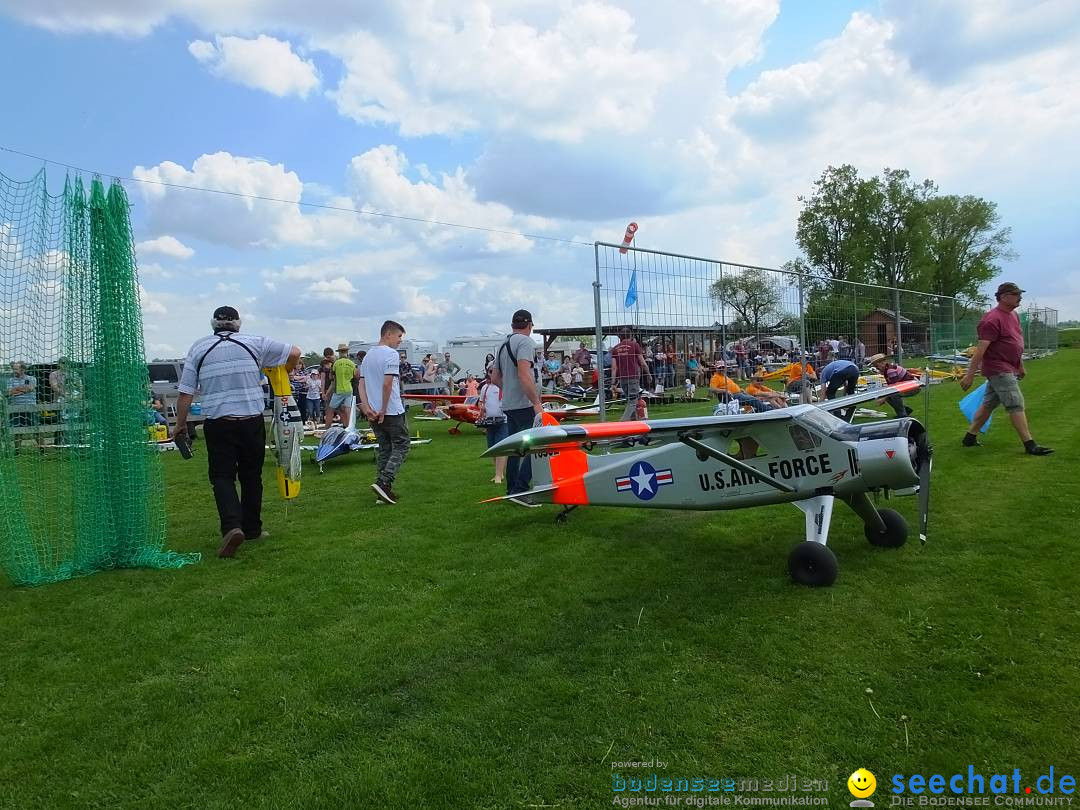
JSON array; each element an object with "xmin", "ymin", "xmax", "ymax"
[{"xmin": 482, "ymin": 380, "xmax": 931, "ymax": 586}]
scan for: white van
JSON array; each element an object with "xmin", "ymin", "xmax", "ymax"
[{"xmin": 348, "ymin": 338, "xmax": 438, "ymax": 366}]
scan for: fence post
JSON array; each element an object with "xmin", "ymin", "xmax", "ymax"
[
  {"xmin": 593, "ymin": 243, "xmax": 606, "ymax": 421},
  {"xmin": 894, "ymin": 287, "xmax": 903, "ymax": 363},
  {"xmin": 798, "ymin": 272, "xmax": 810, "ymax": 403}
]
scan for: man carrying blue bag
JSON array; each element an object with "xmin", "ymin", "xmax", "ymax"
[{"xmin": 959, "ymin": 282, "xmax": 1053, "ymax": 456}]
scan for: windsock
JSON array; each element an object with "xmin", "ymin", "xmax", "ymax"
[{"xmin": 619, "ymin": 222, "xmax": 638, "ymax": 254}]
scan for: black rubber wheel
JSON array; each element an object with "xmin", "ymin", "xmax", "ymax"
[
  {"xmin": 787, "ymin": 541, "xmax": 839, "ymax": 587},
  {"xmin": 865, "ymin": 508, "xmax": 908, "ymax": 547}
]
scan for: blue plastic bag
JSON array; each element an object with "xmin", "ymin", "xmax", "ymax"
[{"xmin": 958, "ymin": 382, "xmax": 992, "ymax": 432}]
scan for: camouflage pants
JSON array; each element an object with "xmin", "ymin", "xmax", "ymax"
[{"xmin": 372, "ymin": 413, "xmax": 411, "ymax": 486}]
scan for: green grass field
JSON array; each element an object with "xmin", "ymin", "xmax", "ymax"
[{"xmin": 3, "ymin": 353, "xmax": 1078, "ymax": 809}]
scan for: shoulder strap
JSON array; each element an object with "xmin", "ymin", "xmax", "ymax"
[
  {"xmin": 498, "ymin": 337, "xmax": 518, "ymax": 367},
  {"xmin": 195, "ymin": 332, "xmax": 260, "ymax": 380}
]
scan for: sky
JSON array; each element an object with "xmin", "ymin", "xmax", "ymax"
[{"xmin": 1, "ymin": 0, "xmax": 1077, "ymax": 358}]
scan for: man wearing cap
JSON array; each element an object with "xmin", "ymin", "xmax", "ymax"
[
  {"xmin": 490, "ymin": 309, "xmax": 544, "ymax": 507},
  {"xmin": 960, "ymin": 283, "xmax": 1053, "ymax": 455},
  {"xmin": 174, "ymin": 306, "xmax": 300, "ymax": 558},
  {"xmin": 867, "ymin": 354, "xmax": 916, "ymax": 418},
  {"xmin": 325, "ymin": 342, "xmax": 358, "ymax": 429}
]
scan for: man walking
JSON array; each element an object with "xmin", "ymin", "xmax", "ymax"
[
  {"xmin": 360, "ymin": 321, "xmax": 411, "ymax": 504},
  {"xmin": 174, "ymin": 306, "xmax": 299, "ymax": 558},
  {"xmin": 325, "ymin": 342, "xmax": 357, "ymax": 428},
  {"xmin": 610, "ymin": 328, "xmax": 652, "ymax": 421},
  {"xmin": 490, "ymin": 309, "xmax": 544, "ymax": 507},
  {"xmin": 960, "ymin": 282, "xmax": 1053, "ymax": 455}
]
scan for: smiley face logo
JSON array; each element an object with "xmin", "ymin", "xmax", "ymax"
[{"xmin": 847, "ymin": 769, "xmax": 877, "ymax": 799}]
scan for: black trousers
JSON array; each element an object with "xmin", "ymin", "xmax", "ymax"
[
  {"xmin": 826, "ymin": 366, "xmax": 861, "ymax": 421},
  {"xmin": 204, "ymin": 416, "xmax": 265, "ymax": 538}
]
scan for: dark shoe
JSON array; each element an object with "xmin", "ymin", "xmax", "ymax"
[
  {"xmin": 372, "ymin": 481, "xmax": 396, "ymax": 504},
  {"xmin": 387, "ymin": 489, "xmax": 402, "ymax": 502},
  {"xmin": 1025, "ymin": 444, "xmax": 1054, "ymax": 456},
  {"xmin": 218, "ymin": 528, "xmax": 245, "ymax": 558},
  {"xmin": 508, "ymin": 495, "xmax": 541, "ymax": 508},
  {"xmin": 962, "ymin": 433, "xmax": 982, "ymax": 447}
]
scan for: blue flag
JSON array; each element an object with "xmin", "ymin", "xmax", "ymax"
[
  {"xmin": 624, "ymin": 270, "xmax": 638, "ymax": 308},
  {"xmin": 958, "ymin": 381, "xmax": 992, "ymax": 432}
]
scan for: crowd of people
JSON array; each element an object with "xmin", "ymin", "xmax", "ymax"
[{"xmin": 5, "ymin": 283, "xmax": 1038, "ymax": 560}]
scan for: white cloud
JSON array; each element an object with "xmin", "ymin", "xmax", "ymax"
[
  {"xmin": 131, "ymin": 152, "xmax": 382, "ymax": 249},
  {"xmin": 347, "ymin": 144, "xmax": 548, "ymax": 252},
  {"xmin": 136, "ymin": 235, "xmax": 194, "ymax": 259},
  {"xmin": 188, "ymin": 35, "xmax": 320, "ymax": 98},
  {"xmin": 304, "ymin": 277, "xmax": 357, "ymax": 304}
]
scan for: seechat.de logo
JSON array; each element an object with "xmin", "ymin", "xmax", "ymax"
[{"xmin": 849, "ymin": 769, "xmax": 878, "ymax": 808}]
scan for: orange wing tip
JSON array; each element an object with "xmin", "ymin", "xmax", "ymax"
[{"xmin": 581, "ymin": 421, "xmax": 650, "ymax": 438}]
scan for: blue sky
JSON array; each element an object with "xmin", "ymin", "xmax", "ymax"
[{"xmin": 1, "ymin": 0, "xmax": 1077, "ymax": 357}]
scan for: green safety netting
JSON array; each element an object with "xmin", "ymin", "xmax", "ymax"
[{"xmin": 0, "ymin": 168, "xmax": 199, "ymax": 586}]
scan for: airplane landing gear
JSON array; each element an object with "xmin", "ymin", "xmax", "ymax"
[
  {"xmin": 787, "ymin": 541, "xmax": 838, "ymax": 587},
  {"xmin": 555, "ymin": 505, "xmax": 578, "ymax": 525},
  {"xmin": 864, "ymin": 508, "xmax": 908, "ymax": 547}
]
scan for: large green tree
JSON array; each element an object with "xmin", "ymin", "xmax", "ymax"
[
  {"xmin": 918, "ymin": 194, "xmax": 1014, "ymax": 308},
  {"xmin": 795, "ymin": 165, "xmax": 876, "ymax": 282},
  {"xmin": 709, "ymin": 269, "xmax": 784, "ymax": 335},
  {"xmin": 865, "ymin": 168, "xmax": 936, "ymax": 290}
]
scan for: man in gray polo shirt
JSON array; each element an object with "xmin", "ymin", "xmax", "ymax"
[
  {"xmin": 174, "ymin": 306, "xmax": 300, "ymax": 558},
  {"xmin": 489, "ymin": 308, "xmax": 544, "ymax": 507}
]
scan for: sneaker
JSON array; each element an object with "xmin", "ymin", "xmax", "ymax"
[
  {"xmin": 1025, "ymin": 444, "xmax": 1054, "ymax": 456},
  {"xmin": 372, "ymin": 481, "xmax": 397, "ymax": 504},
  {"xmin": 387, "ymin": 489, "xmax": 402, "ymax": 502},
  {"xmin": 961, "ymin": 434, "xmax": 982, "ymax": 447},
  {"xmin": 218, "ymin": 528, "xmax": 245, "ymax": 558},
  {"xmin": 507, "ymin": 495, "xmax": 541, "ymax": 508}
]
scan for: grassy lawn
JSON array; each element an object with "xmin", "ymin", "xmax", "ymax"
[{"xmin": 2, "ymin": 352, "xmax": 1078, "ymax": 809}]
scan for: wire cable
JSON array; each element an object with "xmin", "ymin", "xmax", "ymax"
[{"xmin": 0, "ymin": 144, "xmax": 593, "ymax": 248}]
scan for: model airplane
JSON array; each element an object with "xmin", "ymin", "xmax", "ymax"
[
  {"xmin": 302, "ymin": 408, "xmax": 431, "ymax": 472},
  {"xmin": 263, "ymin": 365, "xmax": 303, "ymax": 499},
  {"xmin": 482, "ymin": 379, "xmax": 930, "ymax": 587},
  {"xmin": 404, "ymin": 392, "xmax": 568, "ymax": 406}
]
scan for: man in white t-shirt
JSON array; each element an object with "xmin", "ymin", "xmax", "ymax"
[{"xmin": 359, "ymin": 319, "xmax": 410, "ymax": 505}]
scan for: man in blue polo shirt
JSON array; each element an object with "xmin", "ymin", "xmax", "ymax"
[
  {"xmin": 174, "ymin": 306, "xmax": 300, "ymax": 558},
  {"xmin": 819, "ymin": 358, "xmax": 860, "ymax": 421}
]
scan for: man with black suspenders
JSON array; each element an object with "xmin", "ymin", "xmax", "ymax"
[{"xmin": 173, "ymin": 306, "xmax": 300, "ymax": 558}]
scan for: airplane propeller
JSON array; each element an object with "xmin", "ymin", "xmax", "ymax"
[{"xmin": 913, "ymin": 431, "xmax": 933, "ymax": 545}]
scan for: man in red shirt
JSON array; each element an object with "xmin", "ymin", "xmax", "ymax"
[
  {"xmin": 610, "ymin": 328, "xmax": 652, "ymax": 421},
  {"xmin": 960, "ymin": 282, "xmax": 1053, "ymax": 455}
]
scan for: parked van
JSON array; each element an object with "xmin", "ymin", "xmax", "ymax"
[{"xmin": 348, "ymin": 338, "xmax": 438, "ymax": 366}]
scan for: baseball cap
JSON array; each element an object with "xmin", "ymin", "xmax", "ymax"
[
  {"xmin": 511, "ymin": 309, "xmax": 533, "ymax": 327},
  {"xmin": 212, "ymin": 305, "xmax": 240, "ymax": 320},
  {"xmin": 996, "ymin": 282, "xmax": 1024, "ymax": 296}
]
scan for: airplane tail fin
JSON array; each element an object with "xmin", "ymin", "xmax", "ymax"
[{"xmin": 528, "ymin": 412, "xmax": 591, "ymax": 505}]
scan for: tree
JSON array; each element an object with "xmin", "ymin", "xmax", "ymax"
[
  {"xmin": 795, "ymin": 165, "xmax": 877, "ymax": 282},
  {"xmin": 709, "ymin": 269, "xmax": 784, "ymax": 336},
  {"xmin": 918, "ymin": 194, "xmax": 1014, "ymax": 309},
  {"xmin": 865, "ymin": 168, "xmax": 936, "ymax": 290}
]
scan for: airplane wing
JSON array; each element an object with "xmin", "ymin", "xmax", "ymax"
[
  {"xmin": 403, "ymin": 393, "xmax": 466, "ymax": 404},
  {"xmin": 819, "ymin": 378, "xmax": 925, "ymax": 412},
  {"xmin": 482, "ymin": 409, "xmax": 795, "ymax": 457},
  {"xmin": 814, "ymin": 378, "xmax": 924, "ymax": 419}
]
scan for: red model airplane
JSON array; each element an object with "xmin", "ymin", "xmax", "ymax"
[
  {"xmin": 404, "ymin": 392, "xmax": 568, "ymax": 406},
  {"xmin": 414, "ymin": 394, "xmax": 597, "ymax": 435}
]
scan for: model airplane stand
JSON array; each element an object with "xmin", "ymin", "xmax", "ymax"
[{"xmin": 482, "ymin": 380, "xmax": 932, "ymax": 587}]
